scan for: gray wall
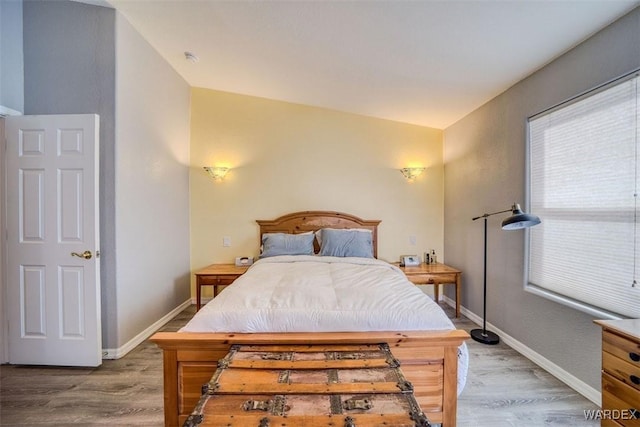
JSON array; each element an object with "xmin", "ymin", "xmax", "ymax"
[
  {"xmin": 443, "ymin": 6, "xmax": 640, "ymax": 392},
  {"xmin": 0, "ymin": 0, "xmax": 24, "ymax": 113},
  {"xmin": 23, "ymin": 0, "xmax": 118, "ymax": 349},
  {"xmin": 22, "ymin": 0, "xmax": 191, "ymax": 351}
]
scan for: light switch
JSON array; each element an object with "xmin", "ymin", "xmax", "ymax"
[{"xmin": 223, "ymin": 236, "xmax": 231, "ymax": 247}]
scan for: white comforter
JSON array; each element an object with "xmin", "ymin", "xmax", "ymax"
[{"xmin": 181, "ymin": 255, "xmax": 468, "ymax": 393}]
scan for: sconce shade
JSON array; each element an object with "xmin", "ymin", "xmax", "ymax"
[
  {"xmin": 204, "ymin": 166, "xmax": 229, "ymax": 181},
  {"xmin": 400, "ymin": 167, "xmax": 425, "ymax": 181},
  {"xmin": 501, "ymin": 203, "xmax": 541, "ymax": 230}
]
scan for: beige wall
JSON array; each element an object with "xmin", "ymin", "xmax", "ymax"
[{"xmin": 190, "ymin": 88, "xmax": 444, "ymax": 296}]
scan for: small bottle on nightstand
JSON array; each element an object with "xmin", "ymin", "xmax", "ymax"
[
  {"xmin": 424, "ymin": 252, "xmax": 430, "ymax": 264},
  {"xmin": 431, "ymin": 250, "xmax": 437, "ymax": 264}
]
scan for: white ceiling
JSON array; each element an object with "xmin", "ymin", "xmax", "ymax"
[{"xmin": 104, "ymin": 0, "xmax": 639, "ymax": 129}]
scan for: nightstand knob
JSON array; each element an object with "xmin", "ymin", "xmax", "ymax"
[
  {"xmin": 630, "ymin": 374, "xmax": 640, "ymax": 385},
  {"xmin": 630, "ymin": 352, "xmax": 640, "ymax": 362}
]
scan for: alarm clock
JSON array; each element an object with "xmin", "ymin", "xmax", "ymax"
[
  {"xmin": 400, "ymin": 255, "xmax": 420, "ymax": 267},
  {"xmin": 235, "ymin": 256, "xmax": 254, "ymax": 267}
]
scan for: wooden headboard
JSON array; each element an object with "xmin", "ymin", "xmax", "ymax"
[{"xmin": 256, "ymin": 211, "xmax": 381, "ymax": 258}]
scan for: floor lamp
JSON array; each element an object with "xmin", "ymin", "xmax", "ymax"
[{"xmin": 470, "ymin": 203, "xmax": 541, "ymax": 345}]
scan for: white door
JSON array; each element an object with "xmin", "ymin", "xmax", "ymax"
[{"xmin": 6, "ymin": 114, "xmax": 101, "ymax": 367}]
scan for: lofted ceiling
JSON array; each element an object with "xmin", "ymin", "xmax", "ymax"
[{"xmin": 103, "ymin": 0, "xmax": 639, "ymax": 129}]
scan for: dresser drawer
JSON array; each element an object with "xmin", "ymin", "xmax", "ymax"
[
  {"xmin": 604, "ymin": 351, "xmax": 640, "ymax": 393},
  {"xmin": 602, "ymin": 374, "xmax": 640, "ymax": 426},
  {"xmin": 604, "ymin": 331, "xmax": 640, "ymax": 367},
  {"xmin": 406, "ymin": 273, "xmax": 457, "ymax": 285},
  {"xmin": 603, "ymin": 373, "xmax": 640, "ymax": 410}
]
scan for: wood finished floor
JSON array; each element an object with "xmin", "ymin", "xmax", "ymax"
[{"xmin": 0, "ymin": 304, "xmax": 598, "ymax": 426}]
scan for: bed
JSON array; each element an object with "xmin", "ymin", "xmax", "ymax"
[{"xmin": 151, "ymin": 211, "xmax": 469, "ymax": 426}]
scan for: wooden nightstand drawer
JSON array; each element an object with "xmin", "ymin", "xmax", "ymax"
[
  {"xmin": 198, "ymin": 275, "xmax": 219, "ymax": 286},
  {"xmin": 198, "ymin": 275, "xmax": 239, "ymax": 286},
  {"xmin": 216, "ymin": 276, "xmax": 237, "ymax": 286},
  {"xmin": 407, "ymin": 273, "xmax": 457, "ymax": 285}
]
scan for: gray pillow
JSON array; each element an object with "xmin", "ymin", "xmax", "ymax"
[
  {"xmin": 318, "ymin": 228, "xmax": 374, "ymax": 258},
  {"xmin": 260, "ymin": 232, "xmax": 315, "ymax": 258}
]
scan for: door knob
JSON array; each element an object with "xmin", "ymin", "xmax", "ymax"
[{"xmin": 71, "ymin": 250, "xmax": 93, "ymax": 260}]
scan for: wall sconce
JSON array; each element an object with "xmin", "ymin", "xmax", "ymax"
[
  {"xmin": 204, "ymin": 166, "xmax": 229, "ymax": 181},
  {"xmin": 400, "ymin": 167, "xmax": 425, "ymax": 182}
]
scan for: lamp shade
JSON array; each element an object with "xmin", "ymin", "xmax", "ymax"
[
  {"xmin": 501, "ymin": 204, "xmax": 541, "ymax": 230},
  {"xmin": 204, "ymin": 166, "xmax": 229, "ymax": 181}
]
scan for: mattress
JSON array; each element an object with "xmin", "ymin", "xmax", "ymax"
[{"xmin": 181, "ymin": 255, "xmax": 468, "ymax": 393}]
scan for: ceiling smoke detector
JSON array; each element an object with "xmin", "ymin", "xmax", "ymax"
[{"xmin": 184, "ymin": 51, "xmax": 199, "ymax": 63}]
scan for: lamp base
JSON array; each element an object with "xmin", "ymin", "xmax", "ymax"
[{"xmin": 470, "ymin": 328, "xmax": 500, "ymax": 345}]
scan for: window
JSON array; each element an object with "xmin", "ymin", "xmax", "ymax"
[{"xmin": 527, "ymin": 71, "xmax": 640, "ymax": 319}]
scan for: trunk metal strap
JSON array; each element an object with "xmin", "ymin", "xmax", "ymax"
[{"xmin": 343, "ymin": 397, "xmax": 373, "ymax": 411}]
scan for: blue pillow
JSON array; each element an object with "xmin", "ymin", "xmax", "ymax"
[
  {"xmin": 260, "ymin": 232, "xmax": 315, "ymax": 258},
  {"xmin": 318, "ymin": 228, "xmax": 373, "ymax": 258}
]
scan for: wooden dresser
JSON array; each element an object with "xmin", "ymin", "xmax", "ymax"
[{"xmin": 594, "ymin": 319, "xmax": 640, "ymax": 426}]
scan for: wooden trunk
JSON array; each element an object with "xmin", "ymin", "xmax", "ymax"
[
  {"xmin": 184, "ymin": 344, "xmax": 430, "ymax": 427},
  {"xmin": 151, "ymin": 330, "xmax": 468, "ymax": 426}
]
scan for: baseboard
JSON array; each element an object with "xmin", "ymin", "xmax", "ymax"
[
  {"xmin": 441, "ymin": 295, "xmax": 601, "ymax": 406},
  {"xmin": 102, "ymin": 299, "xmax": 192, "ymax": 360},
  {"xmin": 0, "ymin": 105, "xmax": 22, "ymax": 117}
]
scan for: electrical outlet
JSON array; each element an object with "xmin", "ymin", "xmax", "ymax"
[
  {"xmin": 409, "ymin": 235, "xmax": 417, "ymax": 245},
  {"xmin": 223, "ymin": 236, "xmax": 231, "ymax": 247}
]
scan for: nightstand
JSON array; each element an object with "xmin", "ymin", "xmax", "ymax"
[
  {"xmin": 194, "ymin": 263, "xmax": 249, "ymax": 311},
  {"xmin": 395, "ymin": 262, "xmax": 462, "ymax": 318}
]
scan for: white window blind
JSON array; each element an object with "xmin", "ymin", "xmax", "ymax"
[{"xmin": 527, "ymin": 72, "xmax": 640, "ymax": 319}]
